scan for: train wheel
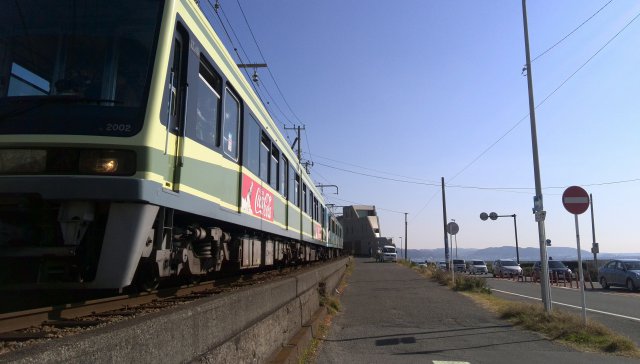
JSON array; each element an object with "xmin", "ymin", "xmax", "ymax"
[{"xmin": 136, "ymin": 260, "xmax": 160, "ymax": 292}]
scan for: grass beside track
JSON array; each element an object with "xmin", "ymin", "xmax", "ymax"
[{"xmin": 400, "ymin": 260, "xmax": 640, "ymax": 358}]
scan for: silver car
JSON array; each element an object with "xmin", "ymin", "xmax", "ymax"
[
  {"xmin": 469, "ymin": 260, "xmax": 488, "ymax": 275},
  {"xmin": 493, "ymin": 259, "xmax": 522, "ymax": 277},
  {"xmin": 598, "ymin": 259, "xmax": 640, "ymax": 291}
]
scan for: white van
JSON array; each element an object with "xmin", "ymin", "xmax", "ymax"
[{"xmin": 380, "ymin": 245, "xmax": 397, "ymax": 262}]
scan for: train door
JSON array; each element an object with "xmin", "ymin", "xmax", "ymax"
[{"xmin": 165, "ymin": 26, "xmax": 189, "ymax": 192}]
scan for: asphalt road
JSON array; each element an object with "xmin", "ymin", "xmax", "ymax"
[
  {"xmin": 315, "ymin": 258, "xmax": 637, "ymax": 364},
  {"xmin": 485, "ymin": 276, "xmax": 640, "ymax": 346}
]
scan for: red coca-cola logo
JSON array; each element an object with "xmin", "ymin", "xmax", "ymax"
[
  {"xmin": 241, "ymin": 174, "xmax": 274, "ymax": 222},
  {"xmin": 254, "ymin": 188, "xmax": 273, "ymax": 221},
  {"xmin": 314, "ymin": 223, "xmax": 322, "ymax": 240}
]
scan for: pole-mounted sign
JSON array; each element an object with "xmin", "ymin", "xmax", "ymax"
[
  {"xmin": 562, "ymin": 186, "xmax": 590, "ymax": 215},
  {"xmin": 446, "ymin": 222, "xmax": 459, "ymax": 235},
  {"xmin": 562, "ymin": 185, "xmax": 589, "ymax": 326}
]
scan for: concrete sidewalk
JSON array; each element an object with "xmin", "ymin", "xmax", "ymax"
[{"xmin": 316, "ymin": 258, "xmax": 636, "ymax": 364}]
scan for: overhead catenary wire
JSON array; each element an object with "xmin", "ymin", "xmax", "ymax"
[
  {"xmin": 255, "ymin": 74, "xmax": 296, "ymax": 128},
  {"xmin": 302, "ymin": 127, "xmax": 314, "ymax": 168},
  {"xmin": 205, "ymin": 1, "xmax": 271, "ymax": 115},
  {"xmin": 204, "ymin": 0, "xmax": 296, "ymax": 140},
  {"xmin": 234, "ymin": 0, "xmax": 303, "ymax": 126}
]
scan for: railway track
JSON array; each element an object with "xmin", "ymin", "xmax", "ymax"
[{"xmin": 0, "ymin": 263, "xmax": 312, "ymax": 344}]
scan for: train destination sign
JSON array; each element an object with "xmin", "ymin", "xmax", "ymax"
[{"xmin": 562, "ymin": 186, "xmax": 589, "ymax": 215}]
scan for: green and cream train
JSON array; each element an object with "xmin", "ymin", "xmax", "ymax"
[{"xmin": 0, "ymin": 0, "xmax": 342, "ymax": 289}]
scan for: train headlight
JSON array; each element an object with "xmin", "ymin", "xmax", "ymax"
[
  {"xmin": 78, "ymin": 150, "xmax": 135, "ymax": 175},
  {"xmin": 0, "ymin": 148, "xmax": 136, "ymax": 175},
  {"xmin": 95, "ymin": 158, "xmax": 118, "ymax": 173}
]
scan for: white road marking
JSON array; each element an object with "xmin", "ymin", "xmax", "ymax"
[
  {"xmin": 433, "ymin": 361, "xmax": 470, "ymax": 364},
  {"xmin": 492, "ymin": 289, "xmax": 640, "ymax": 322}
]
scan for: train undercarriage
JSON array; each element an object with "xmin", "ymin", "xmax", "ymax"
[{"xmin": 0, "ymin": 196, "xmax": 338, "ymax": 291}]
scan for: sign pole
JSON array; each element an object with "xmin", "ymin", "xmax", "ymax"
[
  {"xmin": 449, "ymin": 232, "xmax": 455, "ymax": 284},
  {"xmin": 563, "ymin": 185, "xmax": 590, "ymax": 326},
  {"xmin": 574, "ymin": 214, "xmax": 587, "ymax": 326}
]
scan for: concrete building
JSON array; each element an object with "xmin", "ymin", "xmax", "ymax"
[{"xmin": 339, "ymin": 205, "xmax": 392, "ymax": 256}]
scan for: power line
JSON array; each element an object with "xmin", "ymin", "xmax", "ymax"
[
  {"xmin": 304, "ymin": 152, "xmax": 439, "ymax": 184},
  {"xmin": 531, "ymin": 0, "xmax": 614, "ymax": 63},
  {"xmin": 325, "ymin": 195, "xmax": 406, "ymax": 214},
  {"xmin": 316, "ymin": 160, "xmax": 640, "ymax": 192},
  {"xmin": 535, "ymin": 8, "xmax": 640, "ymax": 108},
  {"xmin": 445, "ymin": 7, "xmax": 640, "ymax": 186}
]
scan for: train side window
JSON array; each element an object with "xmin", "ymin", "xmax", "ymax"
[
  {"xmin": 222, "ymin": 88, "xmax": 240, "ymax": 161},
  {"xmin": 290, "ymin": 168, "xmax": 299, "ymax": 206},
  {"xmin": 259, "ymin": 132, "xmax": 270, "ymax": 182},
  {"xmin": 302, "ymin": 183, "xmax": 307, "ymax": 213},
  {"xmin": 270, "ymin": 147, "xmax": 279, "ymax": 190},
  {"xmin": 244, "ymin": 115, "xmax": 260, "ymax": 175},
  {"xmin": 281, "ymin": 156, "xmax": 288, "ymax": 197},
  {"xmin": 309, "ymin": 192, "xmax": 314, "ymax": 219},
  {"xmin": 190, "ymin": 57, "xmax": 221, "ymax": 148},
  {"xmin": 169, "ymin": 37, "xmax": 183, "ymax": 126}
]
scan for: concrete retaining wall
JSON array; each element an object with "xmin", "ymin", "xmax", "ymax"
[{"xmin": 2, "ymin": 258, "xmax": 349, "ymax": 364}]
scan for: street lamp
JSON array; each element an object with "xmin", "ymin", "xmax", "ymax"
[
  {"xmin": 480, "ymin": 212, "xmax": 520, "ymax": 263},
  {"xmin": 398, "ymin": 237, "xmax": 403, "ymax": 260}
]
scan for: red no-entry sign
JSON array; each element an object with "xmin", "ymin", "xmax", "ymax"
[{"xmin": 562, "ymin": 186, "xmax": 590, "ymax": 215}]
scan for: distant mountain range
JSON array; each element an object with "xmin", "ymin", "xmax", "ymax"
[{"xmin": 401, "ymin": 246, "xmax": 640, "ymax": 262}]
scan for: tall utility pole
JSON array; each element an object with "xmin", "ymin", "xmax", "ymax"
[
  {"xmin": 441, "ymin": 177, "xmax": 449, "ymax": 264},
  {"xmin": 404, "ymin": 212, "xmax": 408, "ymax": 261},
  {"xmin": 522, "ymin": 0, "xmax": 552, "ymax": 313},
  {"xmin": 284, "ymin": 125, "xmax": 305, "ymax": 161}
]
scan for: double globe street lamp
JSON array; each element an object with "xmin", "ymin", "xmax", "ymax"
[{"xmin": 480, "ymin": 212, "xmax": 520, "ymax": 264}]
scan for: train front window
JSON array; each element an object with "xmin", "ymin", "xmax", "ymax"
[{"xmin": 0, "ymin": 0, "xmax": 164, "ymax": 136}]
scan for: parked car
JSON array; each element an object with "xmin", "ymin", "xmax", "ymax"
[
  {"xmin": 411, "ymin": 259, "xmax": 428, "ymax": 268},
  {"xmin": 468, "ymin": 260, "xmax": 488, "ymax": 275},
  {"xmin": 533, "ymin": 260, "xmax": 572, "ymax": 280},
  {"xmin": 379, "ymin": 245, "xmax": 397, "ymax": 263},
  {"xmin": 452, "ymin": 259, "xmax": 466, "ymax": 272},
  {"xmin": 437, "ymin": 261, "xmax": 447, "ymax": 270},
  {"xmin": 492, "ymin": 259, "xmax": 522, "ymax": 277},
  {"xmin": 598, "ymin": 259, "xmax": 640, "ymax": 291}
]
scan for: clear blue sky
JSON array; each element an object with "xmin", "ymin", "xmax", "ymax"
[{"xmin": 212, "ymin": 1, "xmax": 640, "ymax": 254}]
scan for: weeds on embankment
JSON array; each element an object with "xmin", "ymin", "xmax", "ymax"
[
  {"xmin": 474, "ymin": 295, "xmax": 640, "ymax": 358},
  {"xmin": 403, "ymin": 260, "xmax": 491, "ymax": 293},
  {"xmin": 301, "ymin": 258, "xmax": 354, "ymax": 363},
  {"xmin": 400, "ymin": 260, "xmax": 640, "ymax": 358}
]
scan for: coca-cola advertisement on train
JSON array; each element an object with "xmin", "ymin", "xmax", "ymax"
[{"xmin": 241, "ymin": 174, "xmax": 274, "ymax": 222}]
